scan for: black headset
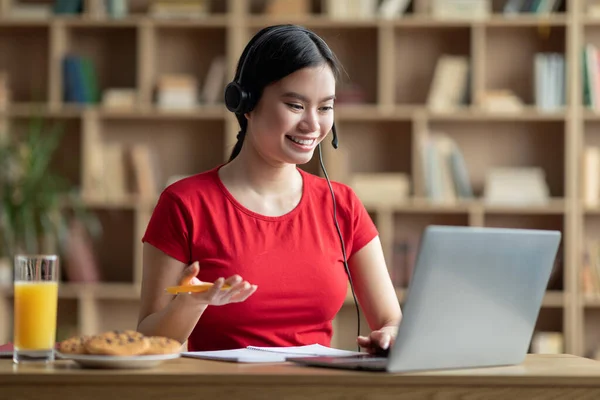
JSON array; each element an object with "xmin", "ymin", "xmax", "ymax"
[
  {"xmin": 223, "ymin": 25, "xmax": 359, "ymax": 350},
  {"xmin": 224, "ymin": 25, "xmax": 338, "ymax": 150}
]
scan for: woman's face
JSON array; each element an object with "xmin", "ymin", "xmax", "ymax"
[{"xmin": 245, "ymin": 64, "xmax": 336, "ymax": 166}]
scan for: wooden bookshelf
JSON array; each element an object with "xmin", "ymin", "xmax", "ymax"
[{"xmin": 0, "ymin": 0, "xmax": 595, "ymax": 357}]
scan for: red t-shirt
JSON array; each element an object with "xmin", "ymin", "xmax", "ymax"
[{"xmin": 142, "ymin": 164, "xmax": 378, "ymax": 351}]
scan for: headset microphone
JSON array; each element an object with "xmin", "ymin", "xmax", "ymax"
[{"xmin": 331, "ymin": 123, "xmax": 338, "ymax": 149}]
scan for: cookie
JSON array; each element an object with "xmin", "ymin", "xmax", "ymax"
[
  {"xmin": 144, "ymin": 336, "xmax": 182, "ymax": 355},
  {"xmin": 59, "ymin": 335, "xmax": 91, "ymax": 354},
  {"xmin": 84, "ymin": 330, "xmax": 150, "ymax": 356}
]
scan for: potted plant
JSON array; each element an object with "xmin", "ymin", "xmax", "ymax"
[{"xmin": 0, "ymin": 115, "xmax": 101, "ymax": 284}]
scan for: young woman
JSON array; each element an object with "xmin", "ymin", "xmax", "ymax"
[{"xmin": 137, "ymin": 24, "xmax": 401, "ymax": 354}]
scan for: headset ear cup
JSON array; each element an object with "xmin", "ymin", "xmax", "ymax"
[
  {"xmin": 224, "ymin": 81, "xmax": 253, "ymax": 114},
  {"xmin": 224, "ymin": 82, "xmax": 242, "ymax": 113}
]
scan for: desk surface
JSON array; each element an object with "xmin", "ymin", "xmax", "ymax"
[{"xmin": 3, "ymin": 354, "xmax": 600, "ymax": 400}]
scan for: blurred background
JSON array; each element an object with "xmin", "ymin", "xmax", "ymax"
[{"xmin": 0, "ymin": 0, "xmax": 594, "ymax": 357}]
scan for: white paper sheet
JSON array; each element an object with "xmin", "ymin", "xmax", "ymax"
[{"xmin": 183, "ymin": 344, "xmax": 363, "ymax": 363}]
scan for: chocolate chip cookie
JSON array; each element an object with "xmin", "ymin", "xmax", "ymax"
[
  {"xmin": 144, "ymin": 336, "xmax": 182, "ymax": 355},
  {"xmin": 58, "ymin": 335, "xmax": 91, "ymax": 354},
  {"xmin": 84, "ymin": 330, "xmax": 150, "ymax": 356}
]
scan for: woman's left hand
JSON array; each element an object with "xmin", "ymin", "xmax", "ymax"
[{"xmin": 357, "ymin": 327, "xmax": 396, "ymax": 355}]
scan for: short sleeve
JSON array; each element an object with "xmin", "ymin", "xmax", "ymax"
[
  {"xmin": 142, "ymin": 190, "xmax": 192, "ymax": 264},
  {"xmin": 348, "ymin": 188, "xmax": 379, "ymax": 259}
]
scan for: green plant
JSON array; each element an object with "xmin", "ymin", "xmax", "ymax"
[{"xmin": 0, "ymin": 115, "xmax": 101, "ymax": 259}]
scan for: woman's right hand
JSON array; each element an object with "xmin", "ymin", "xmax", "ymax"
[{"xmin": 176, "ymin": 261, "xmax": 258, "ymax": 306}]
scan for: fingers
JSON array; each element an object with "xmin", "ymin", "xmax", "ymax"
[
  {"xmin": 179, "ymin": 262, "xmax": 200, "ymax": 285},
  {"xmin": 370, "ymin": 331, "xmax": 391, "ymax": 350},
  {"xmin": 357, "ymin": 335, "xmax": 370, "ymax": 346},
  {"xmin": 229, "ymin": 282, "xmax": 258, "ymax": 303},
  {"xmin": 357, "ymin": 331, "xmax": 393, "ymax": 355},
  {"xmin": 357, "ymin": 335, "xmax": 375, "ymax": 354},
  {"xmin": 196, "ymin": 275, "xmax": 257, "ymax": 306},
  {"xmin": 219, "ymin": 276, "xmax": 258, "ymax": 304}
]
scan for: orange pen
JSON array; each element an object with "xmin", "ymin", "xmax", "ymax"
[{"xmin": 165, "ymin": 283, "xmax": 232, "ymax": 295}]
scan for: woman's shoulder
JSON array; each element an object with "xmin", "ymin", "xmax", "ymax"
[
  {"xmin": 161, "ymin": 165, "xmax": 222, "ymax": 203},
  {"xmin": 300, "ymin": 168, "xmax": 359, "ymax": 206}
]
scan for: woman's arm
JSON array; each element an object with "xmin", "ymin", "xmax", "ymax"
[
  {"xmin": 137, "ymin": 243, "xmax": 208, "ymax": 343},
  {"xmin": 348, "ymin": 235, "xmax": 402, "ymax": 352},
  {"xmin": 137, "ymin": 243, "xmax": 257, "ymax": 344}
]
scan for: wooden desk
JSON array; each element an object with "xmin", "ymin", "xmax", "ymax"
[{"xmin": 2, "ymin": 354, "xmax": 600, "ymax": 400}]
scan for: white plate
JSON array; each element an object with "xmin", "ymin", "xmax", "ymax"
[{"xmin": 56, "ymin": 352, "xmax": 181, "ymax": 369}]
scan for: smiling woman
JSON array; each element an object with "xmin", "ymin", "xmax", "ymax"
[{"xmin": 137, "ymin": 24, "xmax": 402, "ymax": 355}]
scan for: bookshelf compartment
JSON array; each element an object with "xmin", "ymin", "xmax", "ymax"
[
  {"xmin": 425, "ymin": 121, "xmax": 565, "ymax": 198},
  {"xmin": 485, "ymin": 26, "xmax": 566, "ymax": 107},
  {"xmin": 248, "ymin": 26, "xmax": 379, "ymax": 105},
  {"xmin": 579, "ymin": 122, "xmax": 600, "ymax": 209},
  {"xmin": 10, "ymin": 115, "xmax": 82, "ymax": 189},
  {"xmin": 95, "ymin": 299, "xmax": 140, "ymax": 333},
  {"xmin": 314, "ymin": 27, "xmax": 378, "ymax": 105},
  {"xmin": 394, "ymin": 26, "xmax": 471, "ymax": 106},
  {"xmin": 101, "ymin": 118, "xmax": 226, "ymax": 189},
  {"xmin": 490, "ymin": 0, "xmax": 568, "ymax": 14},
  {"xmin": 56, "ymin": 298, "xmax": 79, "ymax": 342},
  {"xmin": 529, "ymin": 308, "xmax": 563, "ymax": 353},
  {"xmin": 154, "ymin": 26, "xmax": 226, "ymax": 107},
  {"xmin": 249, "ymin": 0, "xmax": 322, "ymax": 15},
  {"xmin": 391, "ymin": 212, "xmax": 470, "ymax": 289},
  {"xmin": 583, "ymin": 309, "xmax": 600, "ymax": 358},
  {"xmin": 65, "ymin": 26, "xmax": 137, "ymax": 105},
  {"xmin": 484, "ymin": 214, "xmax": 564, "ymax": 291},
  {"xmin": 583, "ymin": 121, "xmax": 600, "ymax": 150},
  {"xmin": 336, "ymin": 120, "xmax": 412, "ymax": 175},
  {"xmin": 78, "ymin": 208, "xmax": 135, "ymax": 284},
  {"xmin": 0, "ymin": 26, "xmax": 49, "ymax": 103},
  {"xmin": 581, "ymin": 215, "xmax": 600, "ymax": 297},
  {"xmin": 114, "ymin": 0, "xmax": 227, "ymax": 16}
]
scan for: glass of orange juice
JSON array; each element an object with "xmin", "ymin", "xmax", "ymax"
[{"xmin": 13, "ymin": 254, "xmax": 59, "ymax": 364}]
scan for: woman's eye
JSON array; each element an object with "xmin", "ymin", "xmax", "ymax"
[
  {"xmin": 320, "ymin": 106, "xmax": 334, "ymax": 112},
  {"xmin": 286, "ymin": 103, "xmax": 303, "ymax": 110}
]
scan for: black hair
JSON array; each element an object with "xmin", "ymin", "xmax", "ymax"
[{"xmin": 227, "ymin": 25, "xmax": 343, "ymax": 162}]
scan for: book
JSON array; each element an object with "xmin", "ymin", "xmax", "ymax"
[
  {"xmin": 183, "ymin": 343, "xmax": 363, "ymax": 364},
  {"xmin": 0, "ymin": 342, "xmax": 12, "ymax": 358}
]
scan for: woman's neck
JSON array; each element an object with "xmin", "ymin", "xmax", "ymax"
[{"xmin": 221, "ymin": 143, "xmax": 301, "ymax": 197}]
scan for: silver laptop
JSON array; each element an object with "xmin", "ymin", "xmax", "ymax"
[{"xmin": 289, "ymin": 225, "xmax": 561, "ymax": 373}]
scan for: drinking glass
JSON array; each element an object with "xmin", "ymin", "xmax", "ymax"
[{"xmin": 13, "ymin": 254, "xmax": 59, "ymax": 364}]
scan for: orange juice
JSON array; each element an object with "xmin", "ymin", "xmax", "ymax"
[{"xmin": 13, "ymin": 281, "xmax": 58, "ymax": 350}]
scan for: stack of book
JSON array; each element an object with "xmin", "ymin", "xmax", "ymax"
[
  {"xmin": 535, "ymin": 52, "xmax": 565, "ymax": 112},
  {"xmin": 149, "ymin": 0, "xmax": 209, "ymax": 19},
  {"xmin": 62, "ymin": 55, "xmax": 100, "ymax": 104},
  {"xmin": 156, "ymin": 74, "xmax": 198, "ymax": 110}
]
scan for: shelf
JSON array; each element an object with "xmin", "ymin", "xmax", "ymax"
[
  {"xmin": 0, "ymin": 283, "xmax": 139, "ymax": 299},
  {"xmin": 98, "ymin": 105, "xmax": 227, "ymax": 120},
  {"xmin": 543, "ymin": 291, "xmax": 565, "ymax": 308},
  {"xmin": 394, "ymin": 24, "xmax": 471, "ymax": 106},
  {"xmin": 425, "ymin": 107, "xmax": 567, "ymax": 121},
  {"xmin": 345, "ymin": 290, "xmax": 565, "ymax": 308},
  {"xmin": 64, "ymin": 24, "xmax": 138, "ymax": 106},
  {"xmin": 246, "ymin": 15, "xmax": 380, "ymax": 29},
  {"xmin": 99, "ymin": 118, "xmax": 226, "ymax": 189},
  {"xmin": 0, "ymin": 24, "xmax": 49, "ymax": 103},
  {"xmin": 0, "ymin": 0, "xmax": 586, "ymax": 354},
  {"xmin": 485, "ymin": 25, "xmax": 566, "ymax": 107},
  {"xmin": 8, "ymin": 114, "xmax": 83, "ymax": 188},
  {"xmin": 153, "ymin": 25, "xmax": 227, "ymax": 109},
  {"xmin": 583, "ymin": 295, "xmax": 600, "ymax": 308},
  {"xmin": 364, "ymin": 197, "xmax": 566, "ymax": 215}
]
